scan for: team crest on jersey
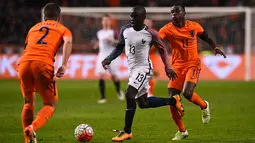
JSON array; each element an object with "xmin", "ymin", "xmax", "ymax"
[
  {"xmin": 190, "ymin": 30, "xmax": 195, "ymax": 37},
  {"xmin": 142, "ymin": 39, "xmax": 146, "ymax": 44}
]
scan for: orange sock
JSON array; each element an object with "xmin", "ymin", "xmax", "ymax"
[
  {"xmin": 169, "ymin": 106, "xmax": 186, "ymax": 132},
  {"xmin": 149, "ymin": 78, "xmax": 156, "ymax": 96},
  {"xmin": 32, "ymin": 105, "xmax": 55, "ymax": 132},
  {"xmin": 189, "ymin": 92, "xmax": 207, "ymax": 109}
]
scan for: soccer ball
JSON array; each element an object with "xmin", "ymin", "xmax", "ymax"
[{"xmin": 74, "ymin": 124, "xmax": 94, "ymax": 142}]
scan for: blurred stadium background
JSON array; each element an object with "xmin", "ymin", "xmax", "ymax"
[{"xmin": 0, "ymin": 0, "xmax": 255, "ymax": 143}]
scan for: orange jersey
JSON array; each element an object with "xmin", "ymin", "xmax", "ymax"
[
  {"xmin": 159, "ymin": 20, "xmax": 204, "ymax": 68},
  {"xmin": 19, "ymin": 20, "xmax": 72, "ymax": 66}
]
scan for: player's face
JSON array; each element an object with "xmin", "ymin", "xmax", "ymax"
[
  {"xmin": 170, "ymin": 6, "xmax": 185, "ymax": 22},
  {"xmin": 130, "ymin": 10, "xmax": 145, "ymax": 27},
  {"xmin": 101, "ymin": 17, "xmax": 111, "ymax": 28}
]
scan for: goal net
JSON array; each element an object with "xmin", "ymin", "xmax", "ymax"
[{"xmin": 41, "ymin": 7, "xmax": 254, "ymax": 81}]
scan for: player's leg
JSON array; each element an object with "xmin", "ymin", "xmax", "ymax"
[
  {"xmin": 109, "ymin": 57, "xmax": 124, "ymax": 100},
  {"xmin": 112, "ymin": 85, "xmax": 137, "ymax": 142},
  {"xmin": 168, "ymin": 88, "xmax": 189, "ymax": 140},
  {"xmin": 183, "ymin": 68, "xmax": 210, "ymax": 123},
  {"xmin": 18, "ymin": 62, "xmax": 37, "ymax": 143},
  {"xmin": 110, "ymin": 75, "xmax": 125, "ymax": 100},
  {"xmin": 167, "ymin": 72, "xmax": 188, "ymax": 140},
  {"xmin": 97, "ymin": 73, "xmax": 107, "ymax": 103},
  {"xmin": 135, "ymin": 89, "xmax": 184, "ymax": 116},
  {"xmin": 148, "ymin": 76, "xmax": 156, "ymax": 96},
  {"xmin": 95, "ymin": 57, "xmax": 107, "ymax": 103},
  {"xmin": 24, "ymin": 62, "xmax": 57, "ymax": 139}
]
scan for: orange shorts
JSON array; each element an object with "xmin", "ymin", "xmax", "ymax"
[
  {"xmin": 18, "ymin": 61, "xmax": 58, "ymax": 104},
  {"xmin": 168, "ymin": 66, "xmax": 201, "ymax": 91}
]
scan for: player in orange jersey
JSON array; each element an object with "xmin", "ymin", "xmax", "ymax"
[
  {"xmin": 144, "ymin": 18, "xmax": 158, "ymax": 96},
  {"xmin": 18, "ymin": 3, "xmax": 72, "ymax": 143},
  {"xmin": 159, "ymin": 5, "xmax": 226, "ymax": 140}
]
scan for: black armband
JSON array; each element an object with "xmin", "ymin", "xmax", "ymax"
[{"xmin": 198, "ymin": 31, "xmax": 216, "ymax": 49}]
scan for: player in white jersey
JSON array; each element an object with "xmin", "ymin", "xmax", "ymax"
[
  {"xmin": 94, "ymin": 14, "xmax": 124, "ymax": 104},
  {"xmin": 102, "ymin": 6, "xmax": 184, "ymax": 142}
]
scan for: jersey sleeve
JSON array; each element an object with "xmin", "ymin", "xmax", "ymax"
[
  {"xmin": 194, "ymin": 22, "xmax": 204, "ymax": 35},
  {"xmin": 118, "ymin": 25, "xmax": 127, "ymax": 45},
  {"xmin": 148, "ymin": 28, "xmax": 166, "ymax": 50},
  {"xmin": 159, "ymin": 26, "xmax": 168, "ymax": 39},
  {"xmin": 62, "ymin": 27, "xmax": 73, "ymax": 41}
]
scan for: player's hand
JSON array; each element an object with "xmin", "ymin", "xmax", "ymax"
[
  {"xmin": 165, "ymin": 68, "xmax": 178, "ymax": 81},
  {"xmin": 214, "ymin": 47, "xmax": 227, "ymax": 58},
  {"xmin": 56, "ymin": 65, "xmax": 66, "ymax": 78},
  {"xmin": 101, "ymin": 58, "xmax": 111, "ymax": 70}
]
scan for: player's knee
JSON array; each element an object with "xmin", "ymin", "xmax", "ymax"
[
  {"xmin": 24, "ymin": 97, "xmax": 35, "ymax": 106},
  {"xmin": 111, "ymin": 75, "xmax": 119, "ymax": 82},
  {"xmin": 137, "ymin": 101, "xmax": 150, "ymax": 109},
  {"xmin": 44, "ymin": 101, "xmax": 58, "ymax": 109},
  {"xmin": 125, "ymin": 90, "xmax": 135, "ymax": 100},
  {"xmin": 125, "ymin": 86, "xmax": 138, "ymax": 100},
  {"xmin": 183, "ymin": 89, "xmax": 193, "ymax": 100},
  {"xmin": 168, "ymin": 88, "xmax": 181, "ymax": 97}
]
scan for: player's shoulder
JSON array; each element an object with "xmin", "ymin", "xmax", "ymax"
[
  {"xmin": 120, "ymin": 23, "xmax": 132, "ymax": 32},
  {"xmin": 160, "ymin": 22, "xmax": 174, "ymax": 31},
  {"xmin": 186, "ymin": 20, "xmax": 202, "ymax": 27},
  {"xmin": 145, "ymin": 27, "xmax": 158, "ymax": 36}
]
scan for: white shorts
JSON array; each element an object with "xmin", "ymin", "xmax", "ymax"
[
  {"xmin": 95, "ymin": 55, "xmax": 120, "ymax": 77},
  {"xmin": 128, "ymin": 67, "xmax": 153, "ymax": 99}
]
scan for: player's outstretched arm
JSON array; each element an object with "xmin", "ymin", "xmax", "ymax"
[
  {"xmin": 56, "ymin": 37, "xmax": 72, "ymax": 78},
  {"xmin": 149, "ymin": 29, "xmax": 177, "ymax": 80},
  {"xmin": 198, "ymin": 31, "xmax": 227, "ymax": 58}
]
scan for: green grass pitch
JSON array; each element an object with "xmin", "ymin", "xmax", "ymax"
[{"xmin": 0, "ymin": 80, "xmax": 255, "ymax": 143}]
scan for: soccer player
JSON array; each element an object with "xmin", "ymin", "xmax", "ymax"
[
  {"xmin": 159, "ymin": 5, "xmax": 227, "ymax": 140},
  {"xmin": 94, "ymin": 14, "xmax": 124, "ymax": 104},
  {"xmin": 102, "ymin": 6, "xmax": 184, "ymax": 142},
  {"xmin": 18, "ymin": 3, "xmax": 72, "ymax": 143},
  {"xmin": 144, "ymin": 18, "xmax": 158, "ymax": 96}
]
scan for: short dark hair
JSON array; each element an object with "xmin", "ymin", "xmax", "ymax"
[
  {"xmin": 44, "ymin": 3, "xmax": 61, "ymax": 20},
  {"xmin": 180, "ymin": 5, "xmax": 186, "ymax": 12},
  {"xmin": 133, "ymin": 6, "xmax": 146, "ymax": 16}
]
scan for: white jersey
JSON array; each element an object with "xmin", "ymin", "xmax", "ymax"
[
  {"xmin": 119, "ymin": 24, "xmax": 162, "ymax": 72},
  {"xmin": 117, "ymin": 24, "xmax": 165, "ymax": 97},
  {"xmin": 97, "ymin": 29, "xmax": 117, "ymax": 57}
]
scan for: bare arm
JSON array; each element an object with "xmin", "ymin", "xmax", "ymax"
[
  {"xmin": 149, "ymin": 28, "xmax": 177, "ymax": 80},
  {"xmin": 198, "ymin": 31, "xmax": 226, "ymax": 58},
  {"xmin": 62, "ymin": 37, "xmax": 72, "ymax": 67}
]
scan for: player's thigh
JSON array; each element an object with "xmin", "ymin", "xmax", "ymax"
[
  {"xmin": 183, "ymin": 67, "xmax": 200, "ymax": 97},
  {"xmin": 135, "ymin": 93, "xmax": 149, "ymax": 108},
  {"xmin": 18, "ymin": 61, "xmax": 35, "ymax": 99},
  {"xmin": 128, "ymin": 68, "xmax": 152, "ymax": 97},
  {"xmin": 168, "ymin": 71, "xmax": 185, "ymax": 92},
  {"xmin": 34, "ymin": 62, "xmax": 58, "ymax": 105}
]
